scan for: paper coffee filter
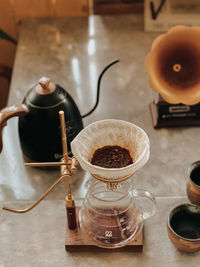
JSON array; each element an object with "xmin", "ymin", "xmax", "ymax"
[{"xmin": 71, "ymin": 119, "xmax": 150, "ymax": 180}]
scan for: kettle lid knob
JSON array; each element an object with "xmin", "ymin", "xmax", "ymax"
[{"xmin": 36, "ymin": 76, "xmax": 56, "ymax": 95}]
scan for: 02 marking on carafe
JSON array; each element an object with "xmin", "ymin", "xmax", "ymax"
[{"xmin": 105, "ymin": 231, "xmax": 113, "ymax": 237}]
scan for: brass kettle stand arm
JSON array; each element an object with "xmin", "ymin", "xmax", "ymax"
[{"xmin": 2, "ymin": 176, "xmax": 64, "ymax": 214}]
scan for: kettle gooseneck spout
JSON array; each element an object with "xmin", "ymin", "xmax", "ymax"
[{"xmin": 81, "ymin": 59, "xmax": 119, "ymax": 118}]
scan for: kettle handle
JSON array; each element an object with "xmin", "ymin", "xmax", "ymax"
[{"xmin": 0, "ymin": 104, "xmax": 29, "ymax": 153}]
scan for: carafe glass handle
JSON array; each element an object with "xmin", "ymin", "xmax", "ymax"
[{"xmin": 132, "ymin": 188, "xmax": 156, "ymax": 220}]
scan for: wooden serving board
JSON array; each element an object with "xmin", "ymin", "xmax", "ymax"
[{"xmin": 65, "ymin": 206, "xmax": 143, "ymax": 252}]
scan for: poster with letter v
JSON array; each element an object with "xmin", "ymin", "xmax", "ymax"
[{"xmin": 145, "ymin": 0, "xmax": 200, "ymax": 32}]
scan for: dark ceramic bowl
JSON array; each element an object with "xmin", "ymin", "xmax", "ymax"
[
  {"xmin": 187, "ymin": 161, "xmax": 200, "ymax": 205},
  {"xmin": 167, "ymin": 204, "xmax": 200, "ymax": 252}
]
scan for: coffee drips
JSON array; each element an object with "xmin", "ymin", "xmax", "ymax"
[{"xmin": 91, "ymin": 145, "xmax": 133, "ymax": 168}]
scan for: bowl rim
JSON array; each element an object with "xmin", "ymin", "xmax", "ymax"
[
  {"xmin": 167, "ymin": 203, "xmax": 200, "ymax": 242},
  {"xmin": 188, "ymin": 161, "xmax": 200, "ymax": 189}
]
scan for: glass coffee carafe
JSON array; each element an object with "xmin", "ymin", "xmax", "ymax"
[
  {"xmin": 79, "ymin": 179, "xmax": 156, "ymax": 248},
  {"xmin": 71, "ymin": 119, "xmax": 156, "ymax": 248}
]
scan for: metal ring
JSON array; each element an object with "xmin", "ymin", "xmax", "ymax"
[{"xmin": 91, "ymin": 171, "xmax": 135, "ymax": 183}]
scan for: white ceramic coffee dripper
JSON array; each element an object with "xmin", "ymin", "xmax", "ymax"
[
  {"xmin": 71, "ymin": 119, "xmax": 156, "ymax": 248},
  {"xmin": 71, "ymin": 119, "xmax": 150, "ymax": 189}
]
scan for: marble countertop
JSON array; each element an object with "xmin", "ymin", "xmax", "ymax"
[{"xmin": 0, "ymin": 14, "xmax": 200, "ymax": 266}]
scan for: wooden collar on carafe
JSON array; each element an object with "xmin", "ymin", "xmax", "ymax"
[{"xmin": 36, "ymin": 77, "xmax": 56, "ymax": 95}]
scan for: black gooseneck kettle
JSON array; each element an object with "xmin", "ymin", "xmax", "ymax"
[{"xmin": 0, "ymin": 60, "xmax": 119, "ymax": 162}]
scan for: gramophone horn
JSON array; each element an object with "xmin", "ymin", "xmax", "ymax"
[{"xmin": 146, "ymin": 26, "xmax": 200, "ymax": 105}]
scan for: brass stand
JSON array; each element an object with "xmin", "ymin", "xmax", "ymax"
[{"xmin": 3, "ymin": 111, "xmax": 78, "ymax": 230}]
